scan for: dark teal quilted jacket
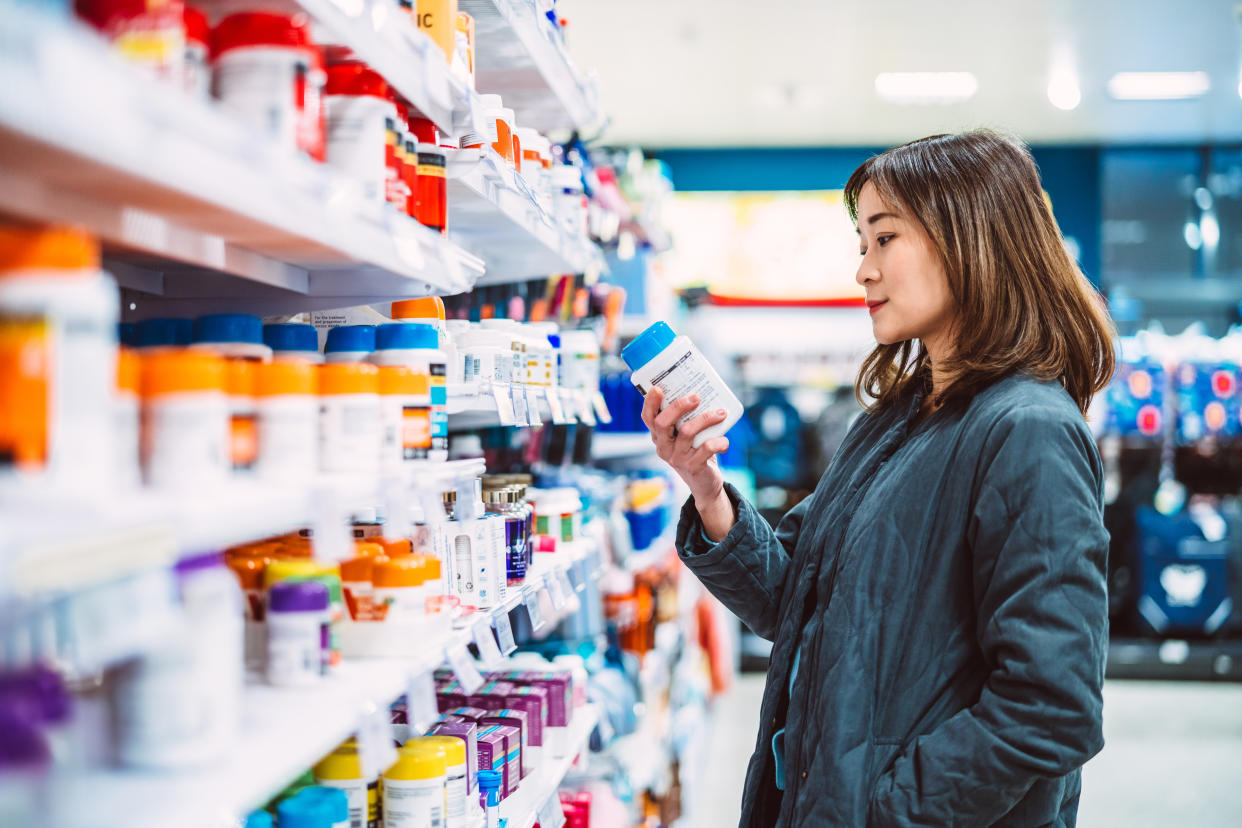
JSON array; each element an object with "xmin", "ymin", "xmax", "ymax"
[{"xmin": 677, "ymin": 374, "xmax": 1109, "ymax": 827}]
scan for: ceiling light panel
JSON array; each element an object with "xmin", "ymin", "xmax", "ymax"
[
  {"xmin": 1107, "ymin": 71, "xmax": 1211, "ymax": 100},
  {"xmin": 873, "ymin": 72, "xmax": 978, "ymax": 105}
]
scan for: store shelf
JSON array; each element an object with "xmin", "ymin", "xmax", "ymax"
[
  {"xmin": 500, "ymin": 704, "xmax": 600, "ymax": 828},
  {"xmin": 458, "ymin": 0, "xmax": 601, "ymax": 134},
  {"xmin": 448, "ymin": 148, "xmax": 602, "ymax": 282},
  {"xmin": 1106, "ymin": 637, "xmax": 1242, "ymax": 682},
  {"xmin": 590, "ymin": 432, "xmax": 655, "ymax": 461},
  {"xmin": 2, "ymin": 459, "xmax": 486, "ymax": 599},
  {"xmin": 43, "ymin": 549, "xmax": 593, "ymax": 828},
  {"xmin": 447, "ymin": 382, "xmax": 593, "ymax": 430},
  {"xmin": 0, "ymin": 5, "xmax": 483, "ymax": 317}
]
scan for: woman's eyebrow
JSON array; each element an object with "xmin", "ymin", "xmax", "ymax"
[{"xmin": 866, "ymin": 211, "xmax": 900, "ymax": 225}]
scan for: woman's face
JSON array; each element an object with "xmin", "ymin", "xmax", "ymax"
[{"xmin": 854, "ymin": 182, "xmax": 956, "ymax": 356}]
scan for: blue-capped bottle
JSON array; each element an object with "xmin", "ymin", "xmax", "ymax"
[{"xmin": 621, "ymin": 321, "xmax": 743, "ymax": 449}]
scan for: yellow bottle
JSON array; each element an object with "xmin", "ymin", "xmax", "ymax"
[
  {"xmin": 383, "ymin": 739, "xmax": 448, "ymax": 828},
  {"xmin": 414, "ymin": 736, "xmax": 470, "ymax": 828},
  {"xmin": 415, "ymin": 0, "xmax": 458, "ymax": 63},
  {"xmin": 313, "ymin": 740, "xmax": 381, "ymax": 828}
]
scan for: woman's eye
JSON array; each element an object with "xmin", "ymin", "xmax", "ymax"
[{"xmin": 877, "ymin": 234, "xmax": 894, "ymax": 247}]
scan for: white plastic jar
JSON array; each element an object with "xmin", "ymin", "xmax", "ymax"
[
  {"xmin": 211, "ymin": 12, "xmax": 323, "ymax": 158},
  {"xmin": 445, "ymin": 319, "xmax": 473, "ymax": 385},
  {"xmin": 140, "ymin": 350, "xmax": 230, "ymax": 489},
  {"xmin": 265, "ymin": 580, "xmax": 330, "ymax": 687},
  {"xmin": 622, "ymin": 320, "xmax": 743, "ymax": 449},
  {"xmin": 552, "ymin": 165, "xmax": 589, "ymax": 239},
  {"xmin": 254, "ymin": 360, "xmax": 318, "ymax": 481},
  {"xmin": 323, "ymin": 62, "xmax": 396, "ymax": 206},
  {"xmin": 369, "ymin": 323, "xmax": 447, "ymax": 462},
  {"xmin": 318, "ymin": 362, "xmax": 381, "ymax": 474},
  {"xmin": 372, "ymin": 556, "xmax": 428, "ymax": 622},
  {"xmin": 377, "ymin": 364, "xmax": 432, "ymax": 469},
  {"xmin": 456, "ymin": 326, "xmax": 510, "ymax": 387},
  {"xmin": 112, "ymin": 552, "xmax": 243, "ymax": 768},
  {"xmin": 479, "ymin": 320, "xmax": 525, "ymax": 386},
  {"xmin": 558, "ymin": 329, "xmax": 601, "ymax": 393},
  {"xmin": 528, "ymin": 322, "xmax": 560, "ymax": 388},
  {"xmin": 0, "ymin": 226, "xmax": 118, "ymax": 492},
  {"xmin": 115, "ymin": 348, "xmax": 141, "ymax": 488}
]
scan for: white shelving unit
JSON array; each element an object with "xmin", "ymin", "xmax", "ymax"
[
  {"xmin": 447, "ymin": 382, "xmax": 596, "ymax": 431},
  {"xmin": 499, "ymin": 704, "xmax": 599, "ymax": 828},
  {"xmin": 590, "ymin": 432, "xmax": 656, "ymax": 461},
  {"xmin": 448, "ymin": 148, "xmax": 603, "ymax": 284},
  {"xmin": 458, "ymin": 0, "xmax": 602, "ymax": 134}
]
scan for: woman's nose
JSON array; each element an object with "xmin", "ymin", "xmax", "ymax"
[{"xmin": 856, "ymin": 254, "xmax": 879, "ymax": 286}]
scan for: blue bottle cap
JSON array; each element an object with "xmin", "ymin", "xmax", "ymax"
[
  {"xmin": 301, "ymin": 787, "xmax": 349, "ymax": 824},
  {"xmin": 376, "ymin": 322, "xmax": 438, "ymax": 351},
  {"xmin": 276, "ymin": 793, "xmax": 329, "ymax": 828},
  {"xmin": 478, "ymin": 769, "xmax": 502, "ymax": 790},
  {"xmin": 547, "ymin": 333, "xmax": 561, "ymax": 348},
  {"xmin": 263, "ymin": 323, "xmax": 319, "ymax": 354},
  {"xmin": 620, "ymin": 321, "xmax": 676, "ymax": 372},
  {"xmin": 134, "ymin": 317, "xmax": 193, "ymax": 348},
  {"xmin": 242, "ymin": 811, "xmax": 274, "ymax": 828},
  {"xmin": 324, "ymin": 325, "xmax": 377, "ymax": 354},
  {"xmin": 194, "ymin": 313, "xmax": 263, "ymax": 345}
]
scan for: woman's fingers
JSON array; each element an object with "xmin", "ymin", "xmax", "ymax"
[
  {"xmin": 640, "ymin": 387, "xmax": 663, "ymax": 431},
  {"xmin": 653, "ymin": 394, "xmax": 699, "ymax": 432},
  {"xmin": 690, "ymin": 436, "xmax": 730, "ymax": 465},
  {"xmin": 676, "ymin": 408, "xmax": 728, "ymax": 443}
]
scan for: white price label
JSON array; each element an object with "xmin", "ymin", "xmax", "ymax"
[
  {"xmin": 357, "ymin": 703, "xmax": 399, "ymax": 781},
  {"xmin": 407, "ymin": 669, "xmax": 440, "ymax": 735},
  {"xmin": 492, "ymin": 384, "xmax": 518, "ymax": 426},
  {"xmin": 591, "ymin": 390, "xmax": 613, "ymax": 425},
  {"xmin": 472, "ymin": 615, "xmax": 506, "ymax": 670},
  {"xmin": 576, "ymin": 390, "xmax": 597, "ymax": 426},
  {"xmin": 557, "ymin": 567, "xmax": 577, "ymax": 598},
  {"xmin": 524, "ymin": 588, "xmax": 546, "ymax": 632},
  {"xmin": 494, "ymin": 610, "xmax": 518, "ymax": 655},
  {"xmin": 512, "ymin": 385, "xmax": 530, "ymax": 426},
  {"xmin": 545, "ymin": 572, "xmax": 567, "ymax": 610},
  {"xmin": 525, "ymin": 386, "xmax": 544, "ymax": 425},
  {"xmin": 546, "ymin": 387, "xmax": 568, "ymax": 424},
  {"xmin": 446, "ymin": 642, "xmax": 485, "ymax": 693},
  {"xmin": 537, "ymin": 794, "xmax": 567, "ymax": 828}
]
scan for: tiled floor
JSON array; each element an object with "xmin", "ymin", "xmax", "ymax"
[{"xmin": 687, "ymin": 674, "xmax": 1242, "ymax": 827}]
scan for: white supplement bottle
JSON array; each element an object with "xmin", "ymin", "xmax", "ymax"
[
  {"xmin": 318, "ymin": 362, "xmax": 382, "ymax": 474},
  {"xmin": 384, "ymin": 741, "xmax": 448, "ymax": 828},
  {"xmin": 266, "ymin": 580, "xmax": 329, "ymax": 687},
  {"xmin": 622, "ymin": 321, "xmax": 743, "ymax": 449},
  {"xmin": 369, "ymin": 323, "xmax": 447, "ymax": 462},
  {"xmin": 254, "ymin": 361, "xmax": 318, "ymax": 481}
]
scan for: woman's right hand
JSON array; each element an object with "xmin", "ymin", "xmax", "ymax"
[{"xmin": 641, "ymin": 388, "xmax": 736, "ymax": 541}]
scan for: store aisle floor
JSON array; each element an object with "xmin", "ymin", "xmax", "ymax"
[{"xmin": 689, "ymin": 675, "xmax": 1242, "ymax": 827}]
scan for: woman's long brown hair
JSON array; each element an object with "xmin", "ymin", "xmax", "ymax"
[{"xmin": 844, "ymin": 130, "xmax": 1115, "ymax": 415}]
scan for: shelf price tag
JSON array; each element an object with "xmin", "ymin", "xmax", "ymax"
[
  {"xmin": 591, "ymin": 391, "xmax": 613, "ymax": 425},
  {"xmin": 492, "ymin": 384, "xmax": 517, "ymax": 426},
  {"xmin": 525, "ymin": 387, "xmax": 544, "ymax": 426},
  {"xmin": 545, "ymin": 572, "xmax": 567, "ymax": 610},
  {"xmin": 537, "ymin": 794, "xmax": 567, "ymax": 828},
  {"xmin": 524, "ymin": 588, "xmax": 546, "ymax": 632},
  {"xmin": 357, "ymin": 702, "xmax": 399, "ymax": 781},
  {"xmin": 494, "ymin": 609, "xmax": 518, "ymax": 655},
  {"xmin": 472, "ymin": 615, "xmax": 506, "ymax": 670},
  {"xmin": 511, "ymin": 385, "xmax": 530, "ymax": 426},
  {"xmin": 546, "ymin": 387, "xmax": 568, "ymax": 424},
  {"xmin": 446, "ymin": 642, "xmax": 485, "ymax": 694},
  {"xmin": 576, "ymin": 390, "xmax": 597, "ymax": 426},
  {"xmin": 557, "ymin": 567, "xmax": 578, "ymax": 599},
  {"xmin": 407, "ymin": 669, "xmax": 440, "ymax": 734}
]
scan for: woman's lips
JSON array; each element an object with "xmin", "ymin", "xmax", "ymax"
[{"xmin": 867, "ymin": 300, "xmax": 887, "ymax": 315}]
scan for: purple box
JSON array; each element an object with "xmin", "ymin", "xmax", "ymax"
[
  {"xmin": 446, "ymin": 706, "xmax": 490, "ymax": 723},
  {"xmin": 429, "ymin": 719, "xmax": 479, "ymax": 795},
  {"xmin": 506, "ymin": 671, "xmax": 570, "ymax": 727},
  {"xmin": 504, "ymin": 691, "xmax": 544, "ymax": 749},
  {"xmin": 437, "ymin": 688, "xmax": 468, "ymax": 712},
  {"xmin": 492, "ymin": 724, "xmax": 521, "ymax": 796},
  {"xmin": 482, "ymin": 708, "xmax": 531, "ymax": 777},
  {"xmin": 475, "ymin": 725, "xmax": 512, "ymax": 799}
]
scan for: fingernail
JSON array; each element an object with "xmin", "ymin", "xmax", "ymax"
[
  {"xmin": 687, "ymin": 395, "xmax": 699, "ymax": 405},
  {"xmin": 716, "ymin": 408, "xmax": 727, "ymax": 416}
]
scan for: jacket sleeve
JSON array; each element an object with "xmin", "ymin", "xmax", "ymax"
[
  {"xmin": 868, "ymin": 409, "xmax": 1109, "ymax": 827},
  {"xmin": 676, "ymin": 482, "xmax": 808, "ymax": 641}
]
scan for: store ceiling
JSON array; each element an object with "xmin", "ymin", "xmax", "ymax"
[{"xmin": 559, "ymin": 0, "xmax": 1242, "ymax": 148}]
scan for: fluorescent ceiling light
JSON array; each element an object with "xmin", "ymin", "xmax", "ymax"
[
  {"xmin": 1047, "ymin": 67, "xmax": 1081, "ymax": 111},
  {"xmin": 1107, "ymin": 71, "xmax": 1210, "ymax": 100},
  {"xmin": 874, "ymin": 72, "xmax": 977, "ymax": 105}
]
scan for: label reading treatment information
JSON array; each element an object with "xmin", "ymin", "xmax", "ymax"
[{"xmin": 643, "ymin": 348, "xmax": 725, "ymax": 429}]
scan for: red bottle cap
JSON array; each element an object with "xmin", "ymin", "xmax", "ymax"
[{"xmin": 212, "ymin": 12, "xmax": 314, "ymax": 61}]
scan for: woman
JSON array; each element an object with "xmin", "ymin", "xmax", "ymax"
[{"xmin": 642, "ymin": 130, "xmax": 1114, "ymax": 826}]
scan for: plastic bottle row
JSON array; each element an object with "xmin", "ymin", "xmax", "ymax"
[{"xmin": 70, "ymin": 1, "xmax": 588, "ymax": 240}]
